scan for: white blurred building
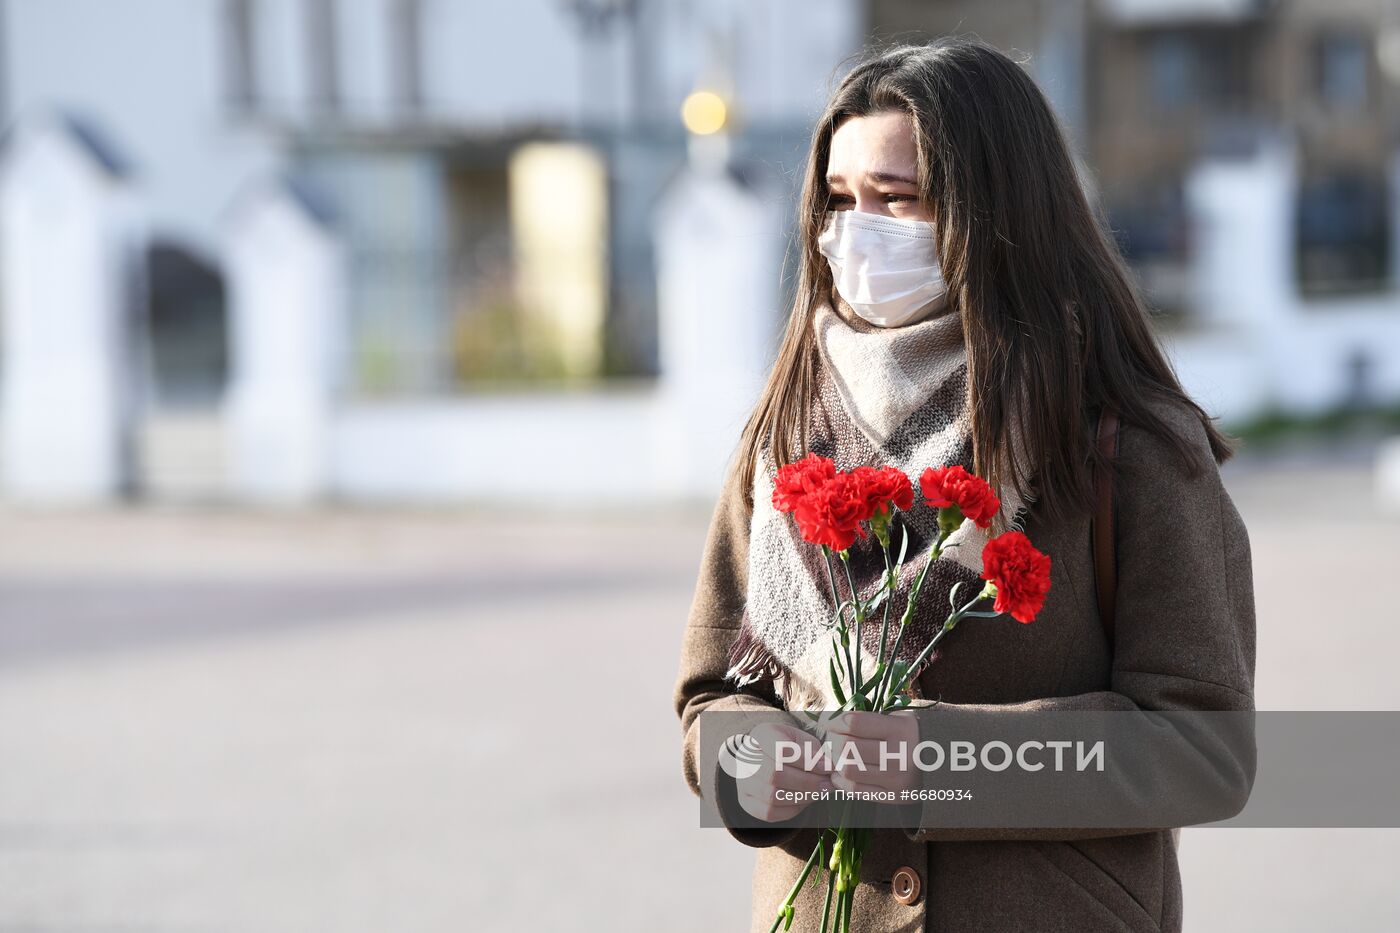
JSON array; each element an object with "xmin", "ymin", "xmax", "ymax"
[{"xmin": 0, "ymin": 0, "xmax": 1397, "ymax": 506}]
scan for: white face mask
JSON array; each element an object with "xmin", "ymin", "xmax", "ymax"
[{"xmin": 817, "ymin": 209, "xmax": 949, "ymax": 327}]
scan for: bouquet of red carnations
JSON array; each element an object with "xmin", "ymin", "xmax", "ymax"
[{"xmin": 764, "ymin": 453, "xmax": 1052, "ymax": 933}]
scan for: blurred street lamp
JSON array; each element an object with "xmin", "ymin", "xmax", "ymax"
[
  {"xmin": 681, "ymin": 90, "xmax": 728, "ymax": 136},
  {"xmin": 681, "ymin": 87, "xmax": 732, "ymax": 174}
]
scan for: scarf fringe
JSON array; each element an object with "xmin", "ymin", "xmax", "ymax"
[
  {"xmin": 724, "ymin": 618, "xmax": 786, "ymax": 688},
  {"xmin": 724, "ymin": 616, "xmax": 863, "ymax": 711}
]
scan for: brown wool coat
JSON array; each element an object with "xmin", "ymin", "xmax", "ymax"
[{"xmin": 672, "ymin": 392, "xmax": 1257, "ymax": 932}]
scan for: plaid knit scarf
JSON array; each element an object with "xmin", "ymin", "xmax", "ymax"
[{"xmin": 725, "ymin": 299, "xmax": 1038, "ymax": 712}]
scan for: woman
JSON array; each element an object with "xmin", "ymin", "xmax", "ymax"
[{"xmin": 672, "ymin": 37, "xmax": 1255, "ymax": 933}]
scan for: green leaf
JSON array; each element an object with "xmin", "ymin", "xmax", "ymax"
[
  {"xmin": 885, "ymin": 659, "xmax": 911, "ymax": 696},
  {"xmin": 828, "ymin": 658, "xmax": 847, "ymax": 707},
  {"xmin": 896, "ymin": 522, "xmax": 910, "ymax": 569},
  {"xmin": 859, "ymin": 664, "xmax": 885, "ymax": 695}
]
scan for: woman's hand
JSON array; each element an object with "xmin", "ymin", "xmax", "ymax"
[
  {"xmin": 825, "ymin": 709, "xmax": 921, "ymax": 797},
  {"xmin": 734, "ymin": 721, "xmax": 835, "ymax": 823}
]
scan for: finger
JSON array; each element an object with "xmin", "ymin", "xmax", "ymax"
[
  {"xmin": 770, "ymin": 763, "xmax": 835, "ymax": 794},
  {"xmin": 752, "ymin": 732, "xmax": 833, "ymax": 773},
  {"xmin": 833, "ymin": 731, "xmax": 922, "ymax": 776},
  {"xmin": 751, "ymin": 722, "xmax": 817, "ymax": 746},
  {"xmin": 738, "ymin": 789, "xmax": 806, "ymax": 822},
  {"xmin": 777, "ymin": 741, "xmax": 835, "ymax": 774},
  {"xmin": 829, "ymin": 769, "xmax": 891, "ymax": 798},
  {"xmin": 835, "ymin": 763, "xmax": 914, "ymax": 794},
  {"xmin": 827, "ymin": 733, "xmax": 886, "ymax": 770},
  {"xmin": 762, "ymin": 736, "xmax": 832, "ymax": 763},
  {"xmin": 740, "ymin": 801, "xmax": 804, "ymax": 823},
  {"xmin": 828, "ymin": 709, "xmax": 916, "ymax": 742},
  {"xmin": 739, "ymin": 767, "xmax": 823, "ymax": 806}
]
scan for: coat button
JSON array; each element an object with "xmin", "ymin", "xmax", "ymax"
[{"xmin": 891, "ymin": 865, "xmax": 922, "ymax": 906}]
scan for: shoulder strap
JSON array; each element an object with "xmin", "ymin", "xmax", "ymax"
[{"xmin": 1092, "ymin": 405, "xmax": 1121, "ymax": 648}]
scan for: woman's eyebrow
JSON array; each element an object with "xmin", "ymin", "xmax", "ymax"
[{"xmin": 824, "ymin": 171, "xmax": 919, "ymax": 186}]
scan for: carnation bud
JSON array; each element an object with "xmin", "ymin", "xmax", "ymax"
[
  {"xmin": 870, "ymin": 504, "xmax": 891, "ymax": 546},
  {"xmin": 936, "ymin": 504, "xmax": 965, "ymax": 538}
]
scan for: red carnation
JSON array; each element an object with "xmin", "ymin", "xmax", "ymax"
[
  {"xmin": 772, "ymin": 452, "xmax": 837, "ymax": 514},
  {"xmin": 919, "ymin": 464, "xmax": 1001, "ymax": 529},
  {"xmin": 980, "ymin": 530, "xmax": 1052, "ymax": 623},
  {"xmin": 793, "ymin": 470, "xmax": 871, "ymax": 552},
  {"xmin": 852, "ymin": 465, "xmax": 914, "ymax": 522}
]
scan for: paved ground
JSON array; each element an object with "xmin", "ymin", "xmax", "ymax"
[{"xmin": 0, "ymin": 446, "xmax": 1397, "ymax": 931}]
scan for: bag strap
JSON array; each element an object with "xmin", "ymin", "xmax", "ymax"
[{"xmin": 1092, "ymin": 405, "xmax": 1121, "ymax": 648}]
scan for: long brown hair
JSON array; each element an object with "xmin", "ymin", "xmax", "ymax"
[{"xmin": 733, "ymin": 37, "xmax": 1237, "ymax": 528}]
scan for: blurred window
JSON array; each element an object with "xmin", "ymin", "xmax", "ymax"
[
  {"xmin": 1107, "ymin": 173, "xmax": 1191, "ymax": 316},
  {"xmin": 1146, "ymin": 28, "xmax": 1252, "ymax": 113},
  {"xmin": 1148, "ymin": 32, "xmax": 1194, "ymax": 110},
  {"xmin": 1315, "ymin": 30, "xmax": 1370, "ymax": 110},
  {"xmin": 1195, "ymin": 31, "xmax": 1251, "ymax": 108},
  {"xmin": 1295, "ymin": 168, "xmax": 1389, "ymax": 296}
]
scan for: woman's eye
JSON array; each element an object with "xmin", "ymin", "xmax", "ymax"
[{"xmin": 826, "ymin": 193, "xmax": 916, "ymax": 207}]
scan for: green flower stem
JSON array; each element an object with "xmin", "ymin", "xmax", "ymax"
[
  {"xmin": 822, "ymin": 548, "xmax": 858, "ymax": 698},
  {"xmin": 768, "ymin": 835, "xmax": 824, "ymax": 933},
  {"xmin": 820, "ymin": 544, "xmax": 841, "ymax": 604},
  {"xmin": 842, "ymin": 826, "xmax": 866, "ymax": 932},
  {"xmin": 837, "ymin": 800, "xmax": 856, "ymax": 930},
  {"xmin": 874, "ymin": 543, "xmax": 894, "ymax": 674},
  {"xmin": 876, "ymin": 524, "xmax": 950, "ymax": 707},
  {"xmin": 819, "ymin": 840, "xmax": 836, "ymax": 933},
  {"xmin": 885, "ymin": 587, "xmax": 994, "ymax": 700},
  {"xmin": 838, "ymin": 553, "xmax": 864, "ymax": 701},
  {"xmin": 884, "ymin": 620, "xmax": 952, "ymax": 705}
]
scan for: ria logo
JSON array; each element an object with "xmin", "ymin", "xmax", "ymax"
[{"xmin": 718, "ymin": 731, "xmax": 764, "ymax": 780}]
